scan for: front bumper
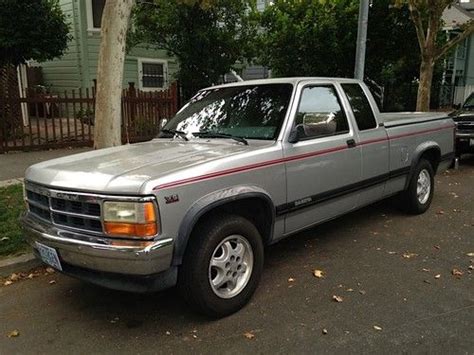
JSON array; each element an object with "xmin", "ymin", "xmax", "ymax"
[{"xmin": 21, "ymin": 213, "xmax": 174, "ymax": 277}]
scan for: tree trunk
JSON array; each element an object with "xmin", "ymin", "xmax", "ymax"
[
  {"xmin": 416, "ymin": 57, "xmax": 434, "ymax": 112},
  {"xmin": 94, "ymin": 0, "xmax": 135, "ymax": 149}
]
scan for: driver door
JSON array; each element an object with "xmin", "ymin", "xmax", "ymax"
[{"xmin": 282, "ymin": 83, "xmax": 362, "ymax": 234}]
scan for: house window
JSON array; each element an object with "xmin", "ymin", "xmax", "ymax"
[
  {"xmin": 87, "ymin": 0, "xmax": 106, "ymax": 30},
  {"xmin": 138, "ymin": 59, "xmax": 167, "ymax": 90}
]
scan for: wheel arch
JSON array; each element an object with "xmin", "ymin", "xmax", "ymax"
[
  {"xmin": 405, "ymin": 142, "xmax": 441, "ymax": 189},
  {"xmin": 172, "ymin": 186, "xmax": 275, "ymax": 265}
]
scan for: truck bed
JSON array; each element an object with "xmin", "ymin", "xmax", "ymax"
[{"xmin": 379, "ymin": 112, "xmax": 450, "ymax": 128}]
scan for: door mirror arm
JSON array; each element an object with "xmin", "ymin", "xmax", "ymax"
[{"xmin": 288, "ymin": 129, "xmax": 299, "ymax": 144}]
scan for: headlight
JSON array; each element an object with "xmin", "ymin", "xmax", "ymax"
[{"xmin": 103, "ymin": 201, "xmax": 158, "ymax": 238}]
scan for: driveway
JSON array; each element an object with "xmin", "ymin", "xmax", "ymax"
[{"xmin": 1, "ymin": 158, "xmax": 473, "ymax": 354}]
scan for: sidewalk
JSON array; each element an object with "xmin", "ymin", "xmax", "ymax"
[{"xmin": 0, "ymin": 147, "xmax": 91, "ymax": 181}]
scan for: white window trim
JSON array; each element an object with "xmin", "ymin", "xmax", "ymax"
[
  {"xmin": 137, "ymin": 58, "xmax": 169, "ymax": 91},
  {"xmin": 85, "ymin": 0, "xmax": 102, "ymax": 32}
]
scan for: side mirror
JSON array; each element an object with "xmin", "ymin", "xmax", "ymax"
[{"xmin": 160, "ymin": 119, "xmax": 168, "ymax": 128}]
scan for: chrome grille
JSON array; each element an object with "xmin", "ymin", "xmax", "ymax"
[{"xmin": 25, "ymin": 182, "xmax": 103, "ymax": 234}]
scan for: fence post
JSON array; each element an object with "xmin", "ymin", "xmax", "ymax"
[{"xmin": 171, "ymin": 81, "xmax": 178, "ymax": 115}]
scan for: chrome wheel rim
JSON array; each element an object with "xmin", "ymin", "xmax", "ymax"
[
  {"xmin": 417, "ymin": 169, "xmax": 431, "ymax": 204},
  {"xmin": 208, "ymin": 235, "xmax": 253, "ymax": 299}
]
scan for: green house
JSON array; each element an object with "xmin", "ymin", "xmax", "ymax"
[{"xmin": 37, "ymin": 0, "xmax": 178, "ymax": 93}]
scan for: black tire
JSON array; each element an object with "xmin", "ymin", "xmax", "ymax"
[
  {"xmin": 178, "ymin": 213, "xmax": 264, "ymax": 318},
  {"xmin": 400, "ymin": 159, "xmax": 435, "ymax": 215}
]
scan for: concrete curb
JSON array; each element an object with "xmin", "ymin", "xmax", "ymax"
[
  {"xmin": 0, "ymin": 253, "xmax": 42, "ymax": 278},
  {"xmin": 0, "ymin": 178, "xmax": 24, "ymax": 188}
]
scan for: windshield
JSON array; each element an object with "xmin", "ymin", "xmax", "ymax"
[
  {"xmin": 161, "ymin": 84, "xmax": 293, "ymax": 140},
  {"xmin": 463, "ymin": 93, "xmax": 474, "ymax": 108}
]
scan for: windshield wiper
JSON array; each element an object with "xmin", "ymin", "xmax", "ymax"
[
  {"xmin": 194, "ymin": 131, "xmax": 249, "ymax": 145},
  {"xmin": 161, "ymin": 129, "xmax": 189, "ymax": 141}
]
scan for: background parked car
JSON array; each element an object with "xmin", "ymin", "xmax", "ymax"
[{"xmin": 451, "ymin": 92, "xmax": 474, "ymax": 158}]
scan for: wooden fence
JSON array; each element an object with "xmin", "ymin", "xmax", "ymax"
[{"xmin": 0, "ymin": 82, "xmax": 179, "ymax": 153}]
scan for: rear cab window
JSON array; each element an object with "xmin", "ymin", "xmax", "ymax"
[{"xmin": 341, "ymin": 84, "xmax": 377, "ymax": 131}]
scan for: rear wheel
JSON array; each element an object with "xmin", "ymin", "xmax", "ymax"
[
  {"xmin": 400, "ymin": 159, "xmax": 434, "ymax": 214},
  {"xmin": 178, "ymin": 214, "xmax": 264, "ymax": 318}
]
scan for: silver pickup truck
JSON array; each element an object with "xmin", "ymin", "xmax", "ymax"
[{"xmin": 21, "ymin": 78, "xmax": 455, "ymax": 317}]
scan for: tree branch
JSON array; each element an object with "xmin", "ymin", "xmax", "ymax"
[
  {"xmin": 435, "ymin": 21, "xmax": 474, "ymax": 61},
  {"xmin": 408, "ymin": 1, "xmax": 427, "ymax": 54}
]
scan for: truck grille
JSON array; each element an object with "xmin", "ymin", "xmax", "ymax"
[
  {"xmin": 457, "ymin": 123, "xmax": 474, "ymax": 131},
  {"xmin": 25, "ymin": 183, "xmax": 103, "ymax": 234}
]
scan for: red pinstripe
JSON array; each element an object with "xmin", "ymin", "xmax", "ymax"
[{"xmin": 153, "ymin": 124, "xmax": 454, "ymax": 190}]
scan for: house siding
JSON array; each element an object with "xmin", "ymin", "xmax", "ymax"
[
  {"xmin": 464, "ymin": 35, "xmax": 474, "ymax": 85},
  {"xmin": 39, "ymin": 0, "xmax": 82, "ymax": 92},
  {"xmin": 38, "ymin": 0, "xmax": 178, "ymax": 93}
]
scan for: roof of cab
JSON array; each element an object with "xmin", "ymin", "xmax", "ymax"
[{"xmin": 202, "ymin": 77, "xmax": 363, "ymax": 90}]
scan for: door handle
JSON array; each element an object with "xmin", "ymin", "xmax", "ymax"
[{"xmin": 346, "ymin": 139, "xmax": 356, "ymax": 148}]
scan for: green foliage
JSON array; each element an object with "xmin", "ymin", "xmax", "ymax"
[
  {"xmin": 0, "ymin": 185, "xmax": 28, "ymax": 257},
  {"xmin": 257, "ymin": 0, "xmax": 419, "ymax": 82},
  {"xmin": 0, "ymin": 0, "xmax": 71, "ymax": 66},
  {"xmin": 129, "ymin": 0, "xmax": 258, "ymax": 99},
  {"xmin": 257, "ymin": 0, "xmax": 359, "ymax": 78},
  {"xmin": 75, "ymin": 107, "xmax": 95, "ymax": 126}
]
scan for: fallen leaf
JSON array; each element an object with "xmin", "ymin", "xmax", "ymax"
[
  {"xmin": 322, "ymin": 328, "xmax": 328, "ymax": 335},
  {"xmin": 423, "ymin": 280, "xmax": 431, "ymax": 284},
  {"xmin": 422, "ymin": 268, "xmax": 430, "ymax": 272},
  {"xmin": 434, "ymin": 274, "xmax": 441, "ymax": 279},
  {"xmin": 7, "ymin": 330, "xmax": 19, "ymax": 338},
  {"xmin": 313, "ymin": 269, "xmax": 324, "ymax": 278},
  {"xmin": 373, "ymin": 325, "xmax": 382, "ymax": 331},
  {"xmin": 467, "ymin": 253, "xmax": 474, "ymax": 257},
  {"xmin": 0, "ymin": 236, "xmax": 10, "ymax": 242},
  {"xmin": 452, "ymin": 269, "xmax": 463, "ymax": 278},
  {"xmin": 165, "ymin": 331, "xmax": 171, "ymax": 336},
  {"xmin": 402, "ymin": 252, "xmax": 418, "ymax": 259},
  {"xmin": 332, "ymin": 295, "xmax": 343, "ymax": 303},
  {"xmin": 436, "ymin": 210, "xmax": 445, "ymax": 215},
  {"xmin": 45, "ymin": 267, "xmax": 55, "ymax": 274},
  {"xmin": 387, "ymin": 251, "xmax": 397, "ymax": 255},
  {"xmin": 346, "ymin": 288, "xmax": 354, "ymax": 292},
  {"xmin": 288, "ymin": 277, "xmax": 295, "ymax": 282},
  {"xmin": 3, "ymin": 280, "xmax": 13, "ymax": 286},
  {"xmin": 433, "ymin": 245, "xmax": 441, "ymax": 250},
  {"xmin": 359, "ymin": 290, "xmax": 366, "ymax": 295},
  {"xmin": 49, "ymin": 280, "xmax": 56, "ymax": 285},
  {"xmin": 468, "ymin": 265, "xmax": 473, "ymax": 270},
  {"xmin": 9, "ymin": 273, "xmax": 19, "ymax": 282},
  {"xmin": 243, "ymin": 332, "xmax": 255, "ymax": 340}
]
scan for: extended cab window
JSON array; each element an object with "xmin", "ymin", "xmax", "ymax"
[
  {"xmin": 294, "ymin": 85, "xmax": 349, "ymax": 140},
  {"xmin": 342, "ymin": 84, "xmax": 377, "ymax": 131}
]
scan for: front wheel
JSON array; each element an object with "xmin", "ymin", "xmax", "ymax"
[
  {"xmin": 400, "ymin": 159, "xmax": 435, "ymax": 214},
  {"xmin": 178, "ymin": 214, "xmax": 264, "ymax": 318}
]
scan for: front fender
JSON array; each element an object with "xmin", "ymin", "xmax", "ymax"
[{"xmin": 172, "ymin": 185, "xmax": 275, "ymax": 265}]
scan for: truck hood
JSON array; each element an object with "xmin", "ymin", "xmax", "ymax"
[
  {"xmin": 25, "ymin": 139, "xmax": 266, "ymax": 194},
  {"xmin": 452, "ymin": 112, "xmax": 474, "ymax": 122}
]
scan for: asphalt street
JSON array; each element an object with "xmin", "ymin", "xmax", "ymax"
[{"xmin": 1, "ymin": 157, "xmax": 473, "ymax": 354}]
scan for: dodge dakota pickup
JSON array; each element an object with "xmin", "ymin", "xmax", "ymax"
[{"xmin": 21, "ymin": 78, "xmax": 455, "ymax": 317}]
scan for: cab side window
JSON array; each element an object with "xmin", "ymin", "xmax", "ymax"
[
  {"xmin": 294, "ymin": 85, "xmax": 349, "ymax": 140},
  {"xmin": 341, "ymin": 84, "xmax": 377, "ymax": 131}
]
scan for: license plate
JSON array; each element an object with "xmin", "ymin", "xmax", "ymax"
[
  {"xmin": 35, "ymin": 242, "xmax": 62, "ymax": 271},
  {"xmin": 470, "ymin": 139, "xmax": 474, "ymax": 146}
]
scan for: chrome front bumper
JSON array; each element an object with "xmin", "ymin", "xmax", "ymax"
[{"xmin": 21, "ymin": 213, "xmax": 174, "ymax": 276}]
